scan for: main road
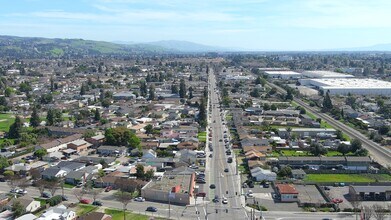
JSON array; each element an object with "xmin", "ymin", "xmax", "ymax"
[
  {"xmin": 267, "ymin": 81, "xmax": 391, "ymax": 167},
  {"xmin": 200, "ymin": 69, "xmax": 248, "ymax": 220}
]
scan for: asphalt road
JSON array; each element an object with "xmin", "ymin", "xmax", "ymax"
[
  {"xmin": 200, "ymin": 69, "xmax": 248, "ymax": 220},
  {"xmin": 267, "ymin": 81, "xmax": 391, "ymax": 167}
]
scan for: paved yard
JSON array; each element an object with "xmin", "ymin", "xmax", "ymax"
[{"xmin": 295, "ymin": 185, "xmax": 326, "ymax": 204}]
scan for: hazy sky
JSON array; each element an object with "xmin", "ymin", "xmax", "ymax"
[{"xmin": 1, "ymin": 0, "xmax": 391, "ymax": 50}]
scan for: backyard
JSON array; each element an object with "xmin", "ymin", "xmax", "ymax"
[
  {"xmin": 198, "ymin": 131, "xmax": 206, "ymax": 142},
  {"xmin": 305, "ymin": 174, "xmax": 391, "ymax": 183}
]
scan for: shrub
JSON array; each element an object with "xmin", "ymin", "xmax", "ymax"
[{"xmin": 47, "ymin": 195, "xmax": 62, "ymax": 206}]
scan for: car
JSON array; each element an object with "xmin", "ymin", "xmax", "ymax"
[
  {"xmin": 263, "ymin": 183, "xmax": 270, "ymax": 188},
  {"xmin": 219, "ymin": 139, "xmax": 223, "ymax": 142},
  {"xmin": 42, "ymin": 192, "xmax": 52, "ymax": 198},
  {"xmin": 209, "ymin": 154, "xmax": 213, "ymax": 158},
  {"xmin": 210, "ymin": 184, "xmax": 216, "ymax": 189},
  {"xmin": 242, "ymin": 183, "xmax": 248, "ymax": 188},
  {"xmin": 224, "ymin": 168, "xmax": 229, "ymax": 173},
  {"xmin": 61, "ymin": 195, "xmax": 68, "ymax": 201},
  {"xmin": 105, "ymin": 186, "xmax": 113, "ymax": 192},
  {"xmin": 80, "ymin": 198, "xmax": 91, "ymax": 204},
  {"xmin": 222, "ymin": 197, "xmax": 228, "ymax": 204},
  {"xmin": 146, "ymin": 206, "xmax": 158, "ymax": 212},
  {"xmin": 324, "ymin": 186, "xmax": 331, "ymax": 191},
  {"xmin": 76, "ymin": 182, "xmax": 84, "ymax": 188},
  {"xmin": 92, "ymin": 201, "xmax": 102, "ymax": 206},
  {"xmin": 196, "ymin": 192, "xmax": 206, "ymax": 197},
  {"xmin": 134, "ymin": 197, "xmax": 145, "ymax": 202},
  {"xmin": 227, "ymin": 157, "xmax": 233, "ymax": 163},
  {"xmin": 212, "ymin": 195, "xmax": 219, "ymax": 203}
]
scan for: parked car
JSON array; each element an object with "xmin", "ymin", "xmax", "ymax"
[
  {"xmin": 224, "ymin": 168, "xmax": 229, "ymax": 173},
  {"xmin": 92, "ymin": 201, "xmax": 102, "ymax": 206},
  {"xmin": 212, "ymin": 195, "xmax": 219, "ymax": 203},
  {"xmin": 222, "ymin": 197, "xmax": 228, "ymax": 204},
  {"xmin": 324, "ymin": 186, "xmax": 331, "ymax": 191},
  {"xmin": 42, "ymin": 192, "xmax": 52, "ymax": 198},
  {"xmin": 80, "ymin": 198, "xmax": 91, "ymax": 204},
  {"xmin": 105, "ymin": 186, "xmax": 113, "ymax": 192},
  {"xmin": 210, "ymin": 184, "xmax": 216, "ymax": 189},
  {"xmin": 61, "ymin": 195, "xmax": 68, "ymax": 201},
  {"xmin": 196, "ymin": 192, "xmax": 206, "ymax": 197},
  {"xmin": 263, "ymin": 183, "xmax": 270, "ymax": 188},
  {"xmin": 76, "ymin": 182, "xmax": 84, "ymax": 188},
  {"xmin": 134, "ymin": 197, "xmax": 145, "ymax": 202},
  {"xmin": 146, "ymin": 206, "xmax": 158, "ymax": 212}
]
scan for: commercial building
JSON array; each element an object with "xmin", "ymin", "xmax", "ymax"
[
  {"xmin": 250, "ymin": 167, "xmax": 276, "ymax": 181},
  {"xmin": 264, "ymin": 71, "xmax": 302, "ymax": 79},
  {"xmin": 278, "ymin": 128, "xmax": 336, "ymax": 138},
  {"xmin": 299, "ymin": 78, "xmax": 391, "ymax": 96},
  {"xmin": 349, "ymin": 185, "xmax": 391, "ymax": 201},
  {"xmin": 276, "ymin": 184, "xmax": 299, "ymax": 202},
  {"xmin": 278, "ymin": 156, "xmax": 371, "ymax": 170},
  {"xmin": 301, "ymin": 71, "xmax": 354, "ymax": 78},
  {"xmin": 141, "ymin": 168, "xmax": 195, "ymax": 205}
]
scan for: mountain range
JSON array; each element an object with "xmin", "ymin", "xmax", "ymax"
[{"xmin": 1, "ymin": 35, "xmax": 391, "ymax": 58}]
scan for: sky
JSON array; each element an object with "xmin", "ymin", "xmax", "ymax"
[{"xmin": 1, "ymin": 0, "xmax": 391, "ymax": 51}]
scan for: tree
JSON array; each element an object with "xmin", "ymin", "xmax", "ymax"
[
  {"xmin": 90, "ymin": 188, "xmax": 102, "ymax": 202},
  {"xmin": 309, "ymin": 143, "xmax": 327, "ymax": 156},
  {"xmin": 285, "ymin": 89, "xmax": 293, "ymax": 101},
  {"xmin": 73, "ymin": 188, "xmax": 86, "ymax": 201},
  {"xmin": 80, "ymin": 83, "xmax": 86, "ymax": 96},
  {"xmin": 34, "ymin": 148, "xmax": 47, "ymax": 158},
  {"xmin": 50, "ymin": 77, "xmax": 55, "ymax": 92},
  {"xmin": 135, "ymin": 164, "xmax": 145, "ymax": 179},
  {"xmin": 322, "ymin": 91, "xmax": 333, "ymax": 112},
  {"xmin": 350, "ymin": 193, "xmax": 362, "ymax": 220},
  {"xmin": 179, "ymin": 79, "xmax": 186, "ymax": 98},
  {"xmin": 171, "ymin": 84, "xmax": 178, "ymax": 94},
  {"xmin": 145, "ymin": 169, "xmax": 155, "ymax": 181},
  {"xmin": 30, "ymin": 106, "xmax": 41, "ymax": 127},
  {"xmin": 255, "ymin": 76, "xmax": 262, "ymax": 85},
  {"xmin": 250, "ymin": 88, "xmax": 260, "ymax": 97},
  {"xmin": 94, "ymin": 109, "xmax": 101, "ymax": 121},
  {"xmin": 0, "ymin": 156, "xmax": 10, "ymax": 170},
  {"xmin": 277, "ymin": 166, "xmax": 292, "ymax": 177},
  {"xmin": 336, "ymin": 130, "xmax": 344, "ymax": 140},
  {"xmin": 12, "ymin": 200, "xmax": 25, "ymax": 218},
  {"xmin": 148, "ymin": 84, "xmax": 155, "ymax": 100},
  {"xmin": 188, "ymin": 86, "xmax": 193, "ymax": 99},
  {"xmin": 378, "ymin": 125, "xmax": 390, "ymax": 135},
  {"xmin": 8, "ymin": 115, "xmax": 23, "ymax": 139},
  {"xmin": 114, "ymin": 190, "xmax": 134, "ymax": 220},
  {"xmin": 144, "ymin": 124, "xmax": 153, "ymax": 134},
  {"xmin": 105, "ymin": 127, "xmax": 140, "ymax": 148},
  {"xmin": 3, "ymin": 170, "xmax": 14, "ymax": 177},
  {"xmin": 362, "ymin": 206, "xmax": 373, "ymax": 220},
  {"xmin": 139, "ymin": 81, "xmax": 147, "ymax": 97},
  {"xmin": 189, "ymin": 74, "xmax": 193, "ymax": 81},
  {"xmin": 46, "ymin": 109, "xmax": 55, "ymax": 126},
  {"xmin": 337, "ymin": 143, "xmax": 350, "ymax": 155},
  {"xmin": 351, "ymin": 138, "xmax": 362, "ymax": 152}
]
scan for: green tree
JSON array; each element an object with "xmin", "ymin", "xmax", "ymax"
[
  {"xmin": 80, "ymin": 83, "xmax": 86, "ymax": 96},
  {"xmin": 114, "ymin": 190, "xmax": 134, "ymax": 220},
  {"xmin": 250, "ymin": 88, "xmax": 261, "ymax": 97},
  {"xmin": 94, "ymin": 109, "xmax": 101, "ymax": 121},
  {"xmin": 139, "ymin": 81, "xmax": 147, "ymax": 97},
  {"xmin": 278, "ymin": 166, "xmax": 292, "ymax": 178},
  {"xmin": 310, "ymin": 143, "xmax": 327, "ymax": 156},
  {"xmin": 285, "ymin": 89, "xmax": 293, "ymax": 101},
  {"xmin": 105, "ymin": 127, "xmax": 140, "ymax": 148},
  {"xmin": 30, "ymin": 106, "xmax": 41, "ymax": 127},
  {"xmin": 145, "ymin": 169, "xmax": 155, "ymax": 181},
  {"xmin": 145, "ymin": 124, "xmax": 153, "ymax": 134},
  {"xmin": 148, "ymin": 84, "xmax": 155, "ymax": 100},
  {"xmin": 171, "ymin": 84, "xmax": 178, "ymax": 94},
  {"xmin": 188, "ymin": 86, "xmax": 194, "ymax": 99},
  {"xmin": 135, "ymin": 164, "xmax": 145, "ymax": 179},
  {"xmin": 322, "ymin": 91, "xmax": 333, "ymax": 112},
  {"xmin": 351, "ymin": 138, "xmax": 362, "ymax": 152},
  {"xmin": 8, "ymin": 116, "xmax": 23, "ymax": 139},
  {"xmin": 0, "ymin": 156, "xmax": 10, "ymax": 170},
  {"xmin": 34, "ymin": 148, "xmax": 47, "ymax": 158},
  {"xmin": 179, "ymin": 79, "xmax": 186, "ymax": 98},
  {"xmin": 378, "ymin": 125, "xmax": 389, "ymax": 135},
  {"xmin": 337, "ymin": 143, "xmax": 350, "ymax": 155},
  {"xmin": 12, "ymin": 200, "xmax": 25, "ymax": 218}
]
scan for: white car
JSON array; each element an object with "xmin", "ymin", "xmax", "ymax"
[
  {"xmin": 134, "ymin": 197, "xmax": 145, "ymax": 202},
  {"xmin": 222, "ymin": 197, "xmax": 228, "ymax": 204}
]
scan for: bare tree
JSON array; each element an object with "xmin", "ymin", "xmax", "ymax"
[
  {"xmin": 362, "ymin": 206, "xmax": 373, "ymax": 220},
  {"xmin": 114, "ymin": 190, "xmax": 133, "ymax": 220},
  {"xmin": 73, "ymin": 189, "xmax": 86, "ymax": 201},
  {"xmin": 90, "ymin": 188, "xmax": 102, "ymax": 202},
  {"xmin": 46, "ymin": 179, "xmax": 60, "ymax": 196},
  {"xmin": 35, "ymin": 179, "xmax": 46, "ymax": 196},
  {"xmin": 372, "ymin": 204, "xmax": 387, "ymax": 220},
  {"xmin": 17, "ymin": 178, "xmax": 30, "ymax": 191},
  {"xmin": 7, "ymin": 176, "xmax": 21, "ymax": 190},
  {"xmin": 349, "ymin": 193, "xmax": 362, "ymax": 220}
]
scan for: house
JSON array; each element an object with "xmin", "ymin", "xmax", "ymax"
[
  {"xmin": 16, "ymin": 214, "xmax": 37, "ymax": 220},
  {"xmin": 41, "ymin": 167, "xmax": 67, "ymax": 180},
  {"xmin": 77, "ymin": 212, "xmax": 112, "ymax": 220},
  {"xmin": 276, "ymin": 184, "xmax": 299, "ymax": 202},
  {"xmin": 177, "ymin": 141, "xmax": 198, "ymax": 150},
  {"xmin": 72, "ymin": 156, "xmax": 116, "ymax": 166},
  {"xmin": 97, "ymin": 146, "xmax": 127, "ymax": 156},
  {"xmin": 94, "ymin": 171, "xmax": 147, "ymax": 190},
  {"xmin": 142, "ymin": 149, "xmax": 157, "ymax": 159},
  {"xmin": 65, "ymin": 171, "xmax": 90, "ymax": 185},
  {"xmin": 67, "ymin": 139, "xmax": 92, "ymax": 153},
  {"xmin": 113, "ymin": 91, "xmax": 136, "ymax": 100},
  {"xmin": 178, "ymin": 149, "xmax": 197, "ymax": 165},
  {"xmin": 37, "ymin": 204, "xmax": 76, "ymax": 220},
  {"xmin": 245, "ymin": 150, "xmax": 266, "ymax": 161},
  {"xmin": 37, "ymin": 134, "xmax": 83, "ymax": 153},
  {"xmin": 278, "ymin": 128, "xmax": 336, "ymax": 138},
  {"xmin": 56, "ymin": 161, "xmax": 85, "ymax": 172},
  {"xmin": 242, "ymin": 146, "xmax": 273, "ymax": 154},
  {"xmin": 85, "ymin": 134, "xmax": 105, "ymax": 147},
  {"xmin": 250, "ymin": 167, "xmax": 276, "ymax": 181},
  {"xmin": 291, "ymin": 169, "xmax": 306, "ymax": 179},
  {"xmin": 6, "ymin": 195, "xmax": 41, "ymax": 213},
  {"xmin": 349, "ymin": 185, "xmax": 391, "ymax": 201}
]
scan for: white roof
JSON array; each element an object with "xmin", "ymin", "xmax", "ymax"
[
  {"xmin": 302, "ymin": 70, "xmax": 354, "ymax": 78},
  {"xmin": 311, "ymin": 78, "xmax": 391, "ymax": 89},
  {"xmin": 265, "ymin": 71, "xmax": 301, "ymax": 75}
]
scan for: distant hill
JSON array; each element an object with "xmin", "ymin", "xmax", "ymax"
[
  {"xmin": 144, "ymin": 40, "xmax": 228, "ymax": 52},
  {"xmin": 0, "ymin": 35, "xmax": 170, "ymax": 58}
]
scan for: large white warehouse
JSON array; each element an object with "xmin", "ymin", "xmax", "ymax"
[
  {"xmin": 302, "ymin": 71, "xmax": 354, "ymax": 78},
  {"xmin": 300, "ymin": 78, "xmax": 391, "ymax": 96},
  {"xmin": 264, "ymin": 71, "xmax": 302, "ymax": 79}
]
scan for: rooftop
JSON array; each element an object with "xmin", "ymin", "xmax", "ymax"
[
  {"xmin": 310, "ymin": 78, "xmax": 391, "ymax": 89},
  {"xmin": 302, "ymin": 71, "xmax": 354, "ymax": 78},
  {"xmin": 276, "ymin": 184, "xmax": 298, "ymax": 194},
  {"xmin": 146, "ymin": 173, "xmax": 193, "ymax": 194}
]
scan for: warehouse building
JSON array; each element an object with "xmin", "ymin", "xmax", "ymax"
[
  {"xmin": 299, "ymin": 78, "xmax": 391, "ymax": 96},
  {"xmin": 264, "ymin": 71, "xmax": 302, "ymax": 79},
  {"xmin": 301, "ymin": 71, "xmax": 354, "ymax": 78},
  {"xmin": 349, "ymin": 185, "xmax": 391, "ymax": 201}
]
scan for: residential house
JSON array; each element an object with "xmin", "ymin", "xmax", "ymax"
[
  {"xmin": 65, "ymin": 171, "xmax": 90, "ymax": 185},
  {"xmin": 6, "ymin": 195, "xmax": 41, "ymax": 213},
  {"xmin": 245, "ymin": 150, "xmax": 266, "ymax": 161},
  {"xmin": 276, "ymin": 184, "xmax": 299, "ymax": 202},
  {"xmin": 142, "ymin": 149, "xmax": 157, "ymax": 159},
  {"xmin": 291, "ymin": 169, "xmax": 306, "ymax": 179},
  {"xmin": 16, "ymin": 214, "xmax": 37, "ymax": 220},
  {"xmin": 41, "ymin": 167, "xmax": 66, "ymax": 180},
  {"xmin": 178, "ymin": 149, "xmax": 197, "ymax": 165},
  {"xmin": 36, "ymin": 204, "xmax": 76, "ymax": 220},
  {"xmin": 37, "ymin": 134, "xmax": 83, "ymax": 153},
  {"xmin": 85, "ymin": 134, "xmax": 105, "ymax": 148},
  {"xmin": 97, "ymin": 146, "xmax": 127, "ymax": 156},
  {"xmin": 250, "ymin": 167, "xmax": 276, "ymax": 181},
  {"xmin": 56, "ymin": 161, "xmax": 86, "ymax": 172},
  {"xmin": 72, "ymin": 156, "xmax": 116, "ymax": 166},
  {"xmin": 67, "ymin": 139, "xmax": 92, "ymax": 153}
]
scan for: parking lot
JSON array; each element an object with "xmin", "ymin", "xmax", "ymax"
[
  {"xmin": 243, "ymin": 184, "xmax": 301, "ymax": 211},
  {"xmin": 295, "ymin": 184, "xmax": 327, "ymax": 205}
]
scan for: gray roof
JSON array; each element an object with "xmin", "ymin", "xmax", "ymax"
[
  {"xmin": 56, "ymin": 161, "xmax": 85, "ymax": 170},
  {"xmin": 41, "ymin": 167, "xmax": 61, "ymax": 177},
  {"xmin": 73, "ymin": 156, "xmax": 116, "ymax": 165},
  {"xmin": 351, "ymin": 185, "xmax": 391, "ymax": 193},
  {"xmin": 291, "ymin": 169, "xmax": 306, "ymax": 175},
  {"xmin": 65, "ymin": 171, "xmax": 84, "ymax": 180}
]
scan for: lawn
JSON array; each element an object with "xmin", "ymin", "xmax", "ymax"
[
  {"xmin": 76, "ymin": 204, "xmax": 98, "ymax": 216},
  {"xmin": 63, "ymin": 183, "xmax": 75, "ymax": 189},
  {"xmin": 305, "ymin": 174, "xmax": 391, "ymax": 183},
  {"xmin": 105, "ymin": 208, "xmax": 167, "ymax": 220},
  {"xmin": 272, "ymin": 150, "xmax": 352, "ymax": 157},
  {"xmin": 198, "ymin": 131, "xmax": 207, "ymax": 142},
  {"xmin": 0, "ymin": 113, "xmax": 14, "ymax": 132}
]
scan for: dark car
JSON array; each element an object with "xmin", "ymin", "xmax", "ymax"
[
  {"xmin": 42, "ymin": 192, "xmax": 52, "ymax": 198},
  {"xmin": 263, "ymin": 183, "xmax": 270, "ymax": 188},
  {"xmin": 224, "ymin": 168, "xmax": 229, "ymax": 173},
  {"xmin": 210, "ymin": 184, "xmax": 216, "ymax": 189},
  {"xmin": 61, "ymin": 195, "xmax": 68, "ymax": 201},
  {"xmin": 92, "ymin": 201, "xmax": 102, "ymax": 206},
  {"xmin": 212, "ymin": 195, "xmax": 219, "ymax": 203},
  {"xmin": 324, "ymin": 186, "xmax": 331, "ymax": 190},
  {"xmin": 146, "ymin": 206, "xmax": 158, "ymax": 212},
  {"xmin": 196, "ymin": 192, "xmax": 206, "ymax": 197}
]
